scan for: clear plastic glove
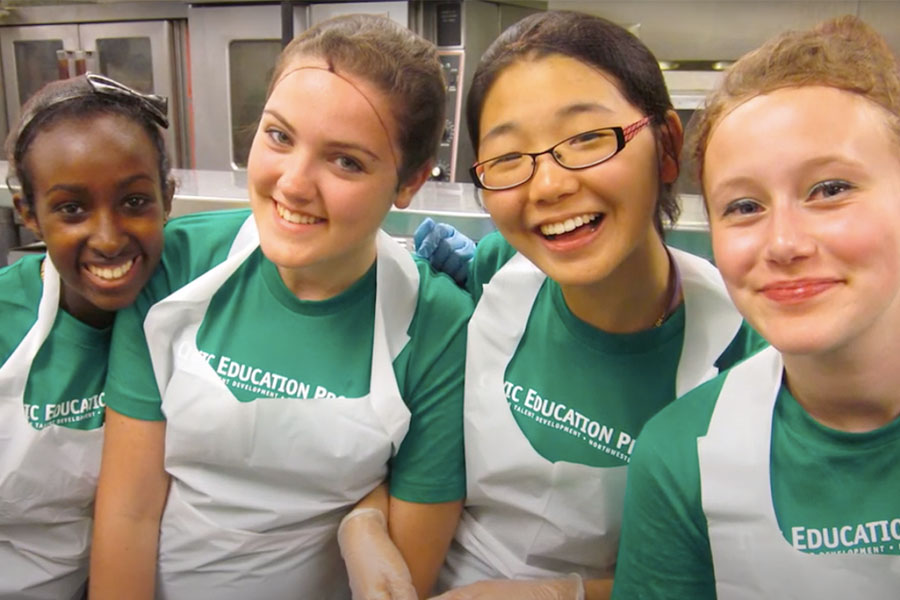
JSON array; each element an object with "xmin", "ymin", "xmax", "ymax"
[
  {"xmin": 338, "ymin": 507, "xmax": 418, "ymax": 600},
  {"xmin": 413, "ymin": 217, "xmax": 475, "ymax": 286},
  {"xmin": 428, "ymin": 575, "xmax": 585, "ymax": 600}
]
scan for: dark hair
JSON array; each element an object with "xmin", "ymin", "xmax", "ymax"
[
  {"xmin": 6, "ymin": 75, "xmax": 172, "ymax": 209},
  {"xmin": 691, "ymin": 15, "xmax": 900, "ymax": 191},
  {"xmin": 467, "ymin": 10, "xmax": 680, "ymax": 230},
  {"xmin": 269, "ymin": 14, "xmax": 445, "ymax": 185}
]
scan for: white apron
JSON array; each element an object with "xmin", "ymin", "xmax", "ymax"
[
  {"xmin": 440, "ymin": 248, "xmax": 743, "ymax": 587},
  {"xmin": 143, "ymin": 217, "xmax": 417, "ymax": 600},
  {"xmin": 0, "ymin": 258, "xmax": 103, "ymax": 600},
  {"xmin": 698, "ymin": 345, "xmax": 900, "ymax": 599}
]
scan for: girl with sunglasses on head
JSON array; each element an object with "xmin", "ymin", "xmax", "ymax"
[
  {"xmin": 411, "ymin": 10, "xmax": 766, "ymax": 600},
  {"xmin": 0, "ymin": 73, "xmax": 172, "ymax": 599},
  {"xmin": 612, "ymin": 15, "xmax": 900, "ymax": 599},
  {"xmin": 89, "ymin": 14, "xmax": 470, "ymax": 600}
]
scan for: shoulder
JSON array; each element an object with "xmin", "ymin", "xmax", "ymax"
[
  {"xmin": 0, "ymin": 255, "xmax": 43, "ymax": 362},
  {"xmin": 399, "ymin": 256, "xmax": 472, "ymax": 389},
  {"xmin": 470, "ymin": 231, "xmax": 519, "ymax": 300},
  {"xmin": 163, "ymin": 208, "xmax": 251, "ymax": 256},
  {"xmin": 614, "ymin": 366, "xmax": 724, "ymax": 600},
  {"xmin": 0, "ymin": 254, "xmax": 42, "ymax": 299},
  {"xmin": 636, "ymin": 373, "xmax": 725, "ymax": 460},
  {"xmin": 412, "ymin": 256, "xmax": 474, "ymax": 326},
  {"xmin": 146, "ymin": 208, "xmax": 253, "ymax": 302}
]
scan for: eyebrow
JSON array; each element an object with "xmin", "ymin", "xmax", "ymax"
[
  {"xmin": 480, "ymin": 102, "xmax": 616, "ymax": 146},
  {"xmin": 262, "ymin": 108, "xmax": 382, "ymax": 163},
  {"xmin": 800, "ymin": 154, "xmax": 866, "ymax": 171},
  {"xmin": 709, "ymin": 154, "xmax": 867, "ymax": 194},
  {"xmin": 45, "ymin": 173, "xmax": 156, "ymax": 196},
  {"xmin": 706, "ymin": 175, "xmax": 759, "ymax": 200}
]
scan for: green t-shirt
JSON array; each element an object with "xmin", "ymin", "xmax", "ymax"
[
  {"xmin": 612, "ymin": 374, "xmax": 900, "ymax": 600},
  {"xmin": 105, "ymin": 209, "xmax": 471, "ymax": 503},
  {"xmin": 469, "ymin": 231, "xmax": 766, "ymax": 467},
  {"xmin": 0, "ymin": 254, "xmax": 107, "ymax": 431}
]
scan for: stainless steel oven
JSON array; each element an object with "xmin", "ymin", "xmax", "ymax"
[
  {"xmin": 187, "ymin": 0, "xmax": 547, "ymax": 181},
  {"xmin": 0, "ymin": 2, "xmax": 190, "ymax": 166},
  {"xmin": 187, "ymin": 1, "xmax": 409, "ymax": 172},
  {"xmin": 418, "ymin": 1, "xmax": 546, "ymax": 183}
]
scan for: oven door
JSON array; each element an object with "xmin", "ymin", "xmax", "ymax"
[{"xmin": 188, "ymin": 2, "xmax": 408, "ymax": 172}]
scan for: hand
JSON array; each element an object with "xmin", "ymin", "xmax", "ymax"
[
  {"xmin": 429, "ymin": 575, "xmax": 585, "ymax": 600},
  {"xmin": 413, "ymin": 217, "xmax": 475, "ymax": 286},
  {"xmin": 338, "ymin": 508, "xmax": 418, "ymax": 600}
]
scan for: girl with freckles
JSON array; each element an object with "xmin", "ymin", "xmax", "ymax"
[
  {"xmin": 0, "ymin": 73, "xmax": 172, "ymax": 599},
  {"xmin": 90, "ymin": 15, "xmax": 470, "ymax": 600},
  {"xmin": 613, "ymin": 15, "xmax": 900, "ymax": 599}
]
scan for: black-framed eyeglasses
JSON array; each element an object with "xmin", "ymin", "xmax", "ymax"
[
  {"xmin": 470, "ymin": 116, "xmax": 651, "ymax": 191},
  {"xmin": 85, "ymin": 72, "xmax": 169, "ymax": 128}
]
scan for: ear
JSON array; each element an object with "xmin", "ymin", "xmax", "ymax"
[
  {"xmin": 394, "ymin": 161, "xmax": 432, "ymax": 210},
  {"xmin": 658, "ymin": 109, "xmax": 684, "ymax": 185},
  {"xmin": 162, "ymin": 176, "xmax": 175, "ymax": 219},
  {"xmin": 13, "ymin": 194, "xmax": 42, "ymax": 241}
]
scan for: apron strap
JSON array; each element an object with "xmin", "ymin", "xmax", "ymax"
[{"xmin": 671, "ymin": 247, "xmax": 743, "ymax": 397}]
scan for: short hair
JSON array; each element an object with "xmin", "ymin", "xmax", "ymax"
[
  {"xmin": 269, "ymin": 14, "xmax": 445, "ymax": 184},
  {"xmin": 6, "ymin": 75, "xmax": 171, "ymax": 208},
  {"xmin": 690, "ymin": 15, "xmax": 900, "ymax": 190},
  {"xmin": 466, "ymin": 10, "xmax": 680, "ymax": 231}
]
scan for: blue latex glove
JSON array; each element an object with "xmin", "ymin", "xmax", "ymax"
[{"xmin": 413, "ymin": 217, "xmax": 475, "ymax": 286}]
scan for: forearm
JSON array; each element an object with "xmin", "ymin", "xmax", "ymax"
[
  {"xmin": 389, "ymin": 497, "xmax": 462, "ymax": 598},
  {"xmin": 584, "ymin": 577, "xmax": 613, "ymax": 600},
  {"xmin": 90, "ymin": 512, "xmax": 164, "ymax": 598},
  {"xmin": 89, "ymin": 409, "xmax": 169, "ymax": 600},
  {"xmin": 353, "ymin": 481, "xmax": 390, "ymax": 518}
]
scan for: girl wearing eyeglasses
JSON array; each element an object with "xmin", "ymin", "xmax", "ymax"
[
  {"xmin": 0, "ymin": 74, "xmax": 172, "ymax": 599},
  {"xmin": 419, "ymin": 10, "xmax": 765, "ymax": 600},
  {"xmin": 612, "ymin": 16, "xmax": 900, "ymax": 599}
]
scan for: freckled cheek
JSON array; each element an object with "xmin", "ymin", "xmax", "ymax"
[
  {"xmin": 821, "ymin": 218, "xmax": 896, "ymax": 270},
  {"xmin": 711, "ymin": 228, "xmax": 761, "ymax": 290}
]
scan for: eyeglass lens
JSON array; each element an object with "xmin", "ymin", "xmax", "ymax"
[{"xmin": 478, "ymin": 128, "xmax": 621, "ymax": 190}]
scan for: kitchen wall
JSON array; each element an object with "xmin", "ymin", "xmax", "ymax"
[{"xmin": 548, "ymin": 1, "xmax": 900, "ymax": 59}]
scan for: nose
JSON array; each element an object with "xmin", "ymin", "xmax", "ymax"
[
  {"xmin": 764, "ymin": 202, "xmax": 816, "ymax": 265},
  {"xmin": 527, "ymin": 153, "xmax": 578, "ymax": 204},
  {"xmin": 88, "ymin": 208, "xmax": 128, "ymax": 258},
  {"xmin": 276, "ymin": 150, "xmax": 317, "ymax": 202}
]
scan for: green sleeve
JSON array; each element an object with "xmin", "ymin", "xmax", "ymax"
[
  {"xmin": 468, "ymin": 231, "xmax": 518, "ymax": 302},
  {"xmin": 389, "ymin": 259, "xmax": 473, "ymax": 503},
  {"xmin": 715, "ymin": 320, "xmax": 769, "ymax": 371},
  {"xmin": 104, "ymin": 209, "xmax": 250, "ymax": 421},
  {"xmin": 104, "ymin": 292, "xmax": 165, "ymax": 420},
  {"xmin": 0, "ymin": 255, "xmax": 42, "ymax": 364},
  {"xmin": 612, "ymin": 377, "xmax": 725, "ymax": 600}
]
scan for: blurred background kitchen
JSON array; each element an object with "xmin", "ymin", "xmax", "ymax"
[{"xmin": 0, "ymin": 0, "xmax": 897, "ymax": 264}]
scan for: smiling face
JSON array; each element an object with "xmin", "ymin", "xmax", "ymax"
[
  {"xmin": 705, "ymin": 86, "xmax": 900, "ymax": 358},
  {"xmin": 17, "ymin": 112, "xmax": 170, "ymax": 328},
  {"xmin": 477, "ymin": 54, "xmax": 671, "ymax": 290},
  {"xmin": 247, "ymin": 58, "xmax": 424, "ymax": 300}
]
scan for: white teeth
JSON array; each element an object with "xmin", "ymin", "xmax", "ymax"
[
  {"xmin": 275, "ymin": 202, "xmax": 322, "ymax": 225},
  {"xmin": 540, "ymin": 213, "xmax": 600, "ymax": 237},
  {"xmin": 87, "ymin": 258, "xmax": 134, "ymax": 280}
]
